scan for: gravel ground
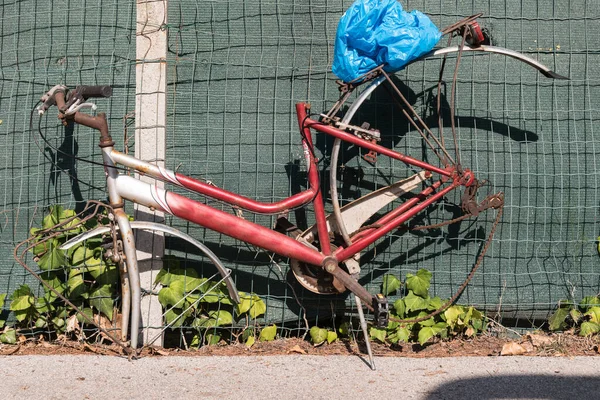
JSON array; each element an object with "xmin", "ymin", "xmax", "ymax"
[{"xmin": 1, "ymin": 355, "xmax": 599, "ymax": 399}]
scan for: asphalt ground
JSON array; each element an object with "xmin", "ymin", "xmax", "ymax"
[{"xmin": 1, "ymin": 355, "xmax": 598, "ymax": 399}]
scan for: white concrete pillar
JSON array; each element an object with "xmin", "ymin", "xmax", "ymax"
[{"xmin": 135, "ymin": 0, "xmax": 168, "ymax": 346}]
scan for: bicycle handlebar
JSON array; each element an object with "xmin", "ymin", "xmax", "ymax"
[{"xmin": 74, "ymin": 85, "xmax": 113, "ymax": 100}]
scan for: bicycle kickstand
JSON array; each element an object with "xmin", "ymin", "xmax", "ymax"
[{"xmin": 355, "ymin": 295, "xmax": 376, "ymax": 370}]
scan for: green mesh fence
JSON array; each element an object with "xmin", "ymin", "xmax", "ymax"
[{"xmin": 1, "ymin": 0, "xmax": 599, "ymax": 340}]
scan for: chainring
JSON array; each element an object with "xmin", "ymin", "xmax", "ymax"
[{"xmin": 290, "ymin": 243, "xmax": 358, "ymax": 295}]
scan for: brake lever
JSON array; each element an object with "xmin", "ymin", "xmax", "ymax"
[{"xmin": 37, "ymin": 84, "xmax": 67, "ymax": 116}]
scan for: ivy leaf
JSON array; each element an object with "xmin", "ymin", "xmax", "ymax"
[
  {"xmin": 405, "ymin": 269, "xmax": 432, "ymax": 298},
  {"xmin": 37, "ymin": 241, "xmax": 67, "ymax": 271},
  {"xmin": 404, "ymin": 291, "xmax": 429, "ymax": 313},
  {"xmin": 235, "ymin": 292, "xmax": 266, "ymax": 318},
  {"xmin": 190, "ymin": 334, "xmax": 201, "ymax": 348},
  {"xmin": 338, "ymin": 322, "xmax": 350, "ymax": 337},
  {"xmin": 245, "ymin": 335, "xmax": 255, "ymax": 348},
  {"xmin": 381, "ymin": 274, "xmax": 401, "ymax": 296},
  {"xmin": 444, "ymin": 305, "xmax": 465, "ymax": 328},
  {"xmin": 570, "ymin": 309, "xmax": 583, "ymax": 324},
  {"xmin": 71, "ymin": 246, "xmax": 95, "ymax": 266},
  {"xmin": 393, "ymin": 298, "xmax": 406, "ymax": 318},
  {"xmin": 0, "ymin": 294, "xmax": 6, "ymax": 328},
  {"xmin": 548, "ymin": 307, "xmax": 570, "ymax": 331},
  {"xmin": 309, "ymin": 326, "xmax": 328, "ymax": 345},
  {"xmin": 417, "ymin": 327, "xmax": 437, "ymax": 346},
  {"xmin": 395, "ymin": 326, "xmax": 411, "ymax": 343},
  {"xmin": 89, "ymin": 285, "xmax": 114, "ymax": 320},
  {"xmin": 206, "ymin": 333, "xmax": 221, "ymax": 346},
  {"xmin": 67, "ymin": 273, "xmax": 87, "ymax": 299},
  {"xmin": 580, "ymin": 297, "xmax": 600, "ymax": 312},
  {"xmin": 158, "ymin": 280, "xmax": 185, "ymax": 308},
  {"xmin": 40, "ymin": 272, "xmax": 66, "ymax": 302},
  {"xmin": 164, "ymin": 308, "xmax": 187, "ymax": 328},
  {"xmin": 579, "ymin": 321, "xmax": 600, "ymax": 337},
  {"xmin": 10, "ymin": 285, "xmax": 35, "ymax": 312},
  {"xmin": 259, "ymin": 325, "xmax": 277, "ymax": 342},
  {"xmin": 369, "ymin": 327, "xmax": 387, "ymax": 343},
  {"xmin": 95, "ymin": 265, "xmax": 119, "ymax": 286},
  {"xmin": 327, "ymin": 331, "xmax": 338, "ymax": 344},
  {"xmin": 427, "ymin": 296, "xmax": 443, "ymax": 311},
  {"xmin": 584, "ymin": 307, "xmax": 600, "ymax": 324},
  {"xmin": 416, "ymin": 311, "xmax": 435, "ymax": 327},
  {"xmin": 0, "ymin": 328, "xmax": 17, "ymax": 344},
  {"xmin": 248, "ymin": 295, "xmax": 266, "ymax": 319},
  {"xmin": 207, "ymin": 310, "xmax": 233, "ymax": 327},
  {"xmin": 76, "ymin": 308, "xmax": 94, "ymax": 324}
]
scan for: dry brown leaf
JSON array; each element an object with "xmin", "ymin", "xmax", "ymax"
[
  {"xmin": 287, "ymin": 345, "xmax": 307, "ymax": 355},
  {"xmin": 501, "ymin": 342, "xmax": 527, "ymax": 356},
  {"xmin": 66, "ymin": 315, "xmax": 80, "ymax": 334},
  {"xmin": 527, "ymin": 334, "xmax": 554, "ymax": 347}
]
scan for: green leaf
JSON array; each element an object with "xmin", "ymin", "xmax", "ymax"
[
  {"xmin": 369, "ymin": 327, "xmax": 387, "ymax": 343},
  {"xmin": 37, "ymin": 241, "xmax": 67, "ymax": 271},
  {"xmin": 405, "ymin": 269, "xmax": 432, "ymax": 298},
  {"xmin": 164, "ymin": 308, "xmax": 187, "ymax": 329},
  {"xmin": 35, "ymin": 316, "xmax": 48, "ymax": 329},
  {"xmin": 245, "ymin": 335, "xmax": 255, "ymax": 348},
  {"xmin": 89, "ymin": 285, "xmax": 114, "ymax": 320},
  {"xmin": 35, "ymin": 297, "xmax": 53, "ymax": 314},
  {"xmin": 579, "ymin": 296, "xmax": 600, "ymax": 312},
  {"xmin": 416, "ymin": 311, "xmax": 435, "ymax": 327},
  {"xmin": 190, "ymin": 334, "xmax": 201, "ymax": 348},
  {"xmin": 71, "ymin": 246, "xmax": 95, "ymax": 266},
  {"xmin": 579, "ymin": 321, "xmax": 600, "ymax": 337},
  {"xmin": 95, "ymin": 265, "xmax": 119, "ymax": 286},
  {"xmin": 0, "ymin": 328, "xmax": 17, "ymax": 344},
  {"xmin": 548, "ymin": 307, "xmax": 570, "ymax": 331},
  {"xmin": 327, "ymin": 331, "xmax": 338, "ymax": 344},
  {"xmin": 76, "ymin": 308, "xmax": 94, "ymax": 324},
  {"xmin": 404, "ymin": 291, "xmax": 429, "ymax": 313},
  {"xmin": 393, "ymin": 298, "xmax": 406, "ymax": 318},
  {"xmin": 309, "ymin": 326, "xmax": 328, "ymax": 345},
  {"xmin": 248, "ymin": 295, "xmax": 266, "ymax": 319},
  {"xmin": 584, "ymin": 307, "xmax": 600, "ymax": 324},
  {"xmin": 418, "ymin": 327, "xmax": 436, "ymax": 346},
  {"xmin": 570, "ymin": 309, "xmax": 582, "ymax": 324},
  {"xmin": 259, "ymin": 325, "xmax": 277, "ymax": 342},
  {"xmin": 235, "ymin": 292, "xmax": 252, "ymax": 314},
  {"xmin": 427, "ymin": 296, "xmax": 443, "ymax": 311},
  {"xmin": 444, "ymin": 306, "xmax": 465, "ymax": 328},
  {"xmin": 207, "ymin": 310, "xmax": 233, "ymax": 327},
  {"xmin": 381, "ymin": 274, "xmax": 401, "ymax": 296},
  {"xmin": 158, "ymin": 280, "xmax": 185, "ymax": 308},
  {"xmin": 395, "ymin": 326, "xmax": 411, "ymax": 343},
  {"xmin": 67, "ymin": 273, "xmax": 87, "ymax": 299},
  {"xmin": 10, "ymin": 285, "xmax": 35, "ymax": 312},
  {"xmin": 0, "ymin": 294, "xmax": 6, "ymax": 328},
  {"xmin": 206, "ymin": 333, "xmax": 221, "ymax": 346},
  {"xmin": 338, "ymin": 322, "xmax": 350, "ymax": 337},
  {"xmin": 235, "ymin": 292, "xmax": 267, "ymax": 318}
]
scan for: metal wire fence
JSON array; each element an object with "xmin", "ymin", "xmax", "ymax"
[{"xmin": 1, "ymin": 0, "xmax": 599, "ymax": 344}]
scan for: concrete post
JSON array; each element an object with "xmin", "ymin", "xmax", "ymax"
[{"xmin": 135, "ymin": 0, "xmax": 168, "ymax": 346}]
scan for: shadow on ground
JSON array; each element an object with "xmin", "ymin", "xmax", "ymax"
[{"xmin": 426, "ymin": 374, "xmax": 600, "ymax": 400}]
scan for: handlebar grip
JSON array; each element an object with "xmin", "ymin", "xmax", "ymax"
[{"xmin": 75, "ymin": 85, "xmax": 113, "ymax": 100}]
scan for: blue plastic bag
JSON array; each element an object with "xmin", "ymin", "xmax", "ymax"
[{"xmin": 332, "ymin": 0, "xmax": 442, "ymax": 82}]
